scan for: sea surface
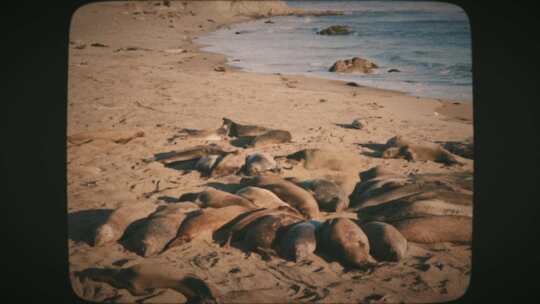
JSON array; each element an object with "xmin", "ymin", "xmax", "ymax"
[{"xmin": 198, "ymin": 1, "xmax": 472, "ymax": 102}]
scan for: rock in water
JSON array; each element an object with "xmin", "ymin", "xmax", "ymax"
[
  {"xmin": 317, "ymin": 25, "xmax": 352, "ymax": 35},
  {"xmin": 329, "ymin": 57, "xmax": 378, "ymax": 74}
]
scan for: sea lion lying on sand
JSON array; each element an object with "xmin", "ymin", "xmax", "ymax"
[
  {"xmin": 194, "ymin": 188, "xmax": 257, "ymax": 209},
  {"xmin": 150, "ymin": 144, "xmax": 234, "ymax": 165},
  {"xmin": 285, "ymin": 148, "xmax": 362, "ymax": 171},
  {"xmin": 122, "ymin": 203, "xmax": 199, "ymax": 257},
  {"xmin": 317, "ymin": 218, "xmax": 376, "ymax": 268},
  {"xmin": 360, "ymin": 221, "xmax": 408, "ymax": 262},
  {"xmin": 248, "ymin": 129, "xmax": 292, "ymax": 148},
  {"xmin": 241, "ymin": 175, "xmax": 320, "ymax": 219},
  {"xmin": 244, "ymin": 153, "xmax": 279, "ymax": 176},
  {"xmin": 381, "ymin": 136, "xmax": 462, "ymax": 165},
  {"xmin": 279, "ymin": 220, "xmax": 321, "ymax": 261},
  {"xmin": 163, "ymin": 205, "xmax": 251, "ymax": 252},
  {"xmin": 94, "ymin": 201, "xmax": 158, "ymax": 246},
  {"xmin": 221, "ymin": 117, "xmax": 270, "ymax": 137},
  {"xmin": 68, "ymin": 129, "xmax": 144, "ymax": 145},
  {"xmin": 294, "ymin": 179, "xmax": 350, "ymax": 212},
  {"xmin": 76, "ymin": 263, "xmax": 219, "ymax": 303},
  {"xmin": 390, "ymin": 215, "xmax": 472, "ymax": 243},
  {"xmin": 236, "ymin": 186, "xmax": 290, "ymax": 209},
  {"xmin": 211, "ymin": 152, "xmax": 246, "ymax": 177},
  {"xmin": 195, "ymin": 155, "xmax": 221, "ymax": 176}
]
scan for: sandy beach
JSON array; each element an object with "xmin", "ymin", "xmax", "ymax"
[{"xmin": 67, "ymin": 1, "xmax": 473, "ymax": 303}]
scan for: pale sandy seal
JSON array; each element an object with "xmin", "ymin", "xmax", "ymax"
[
  {"xmin": 221, "ymin": 117, "xmax": 270, "ymax": 137},
  {"xmin": 357, "ymin": 199, "xmax": 473, "ymax": 223},
  {"xmin": 163, "ymin": 205, "xmax": 250, "ymax": 252},
  {"xmin": 235, "ymin": 186, "xmax": 290, "ymax": 209},
  {"xmin": 176, "ymin": 123, "xmax": 230, "ymax": 141},
  {"xmin": 381, "ymin": 136, "xmax": 461, "ymax": 165},
  {"xmin": 94, "ymin": 201, "xmax": 158, "ymax": 246},
  {"xmin": 244, "ymin": 153, "xmax": 278, "ymax": 175},
  {"xmin": 241, "ymin": 175, "xmax": 320, "ymax": 219},
  {"xmin": 278, "ymin": 220, "xmax": 322, "ymax": 261},
  {"xmin": 151, "ymin": 144, "xmax": 233, "ymax": 165},
  {"xmin": 298, "ymin": 179, "xmax": 350, "ymax": 212},
  {"xmin": 390, "ymin": 215, "xmax": 472, "ymax": 243},
  {"xmin": 286, "ymin": 148, "xmax": 361, "ymax": 171},
  {"xmin": 248, "ymin": 129, "xmax": 292, "ymax": 148},
  {"xmin": 317, "ymin": 217, "xmax": 376, "ymax": 268},
  {"xmin": 195, "ymin": 187, "xmax": 257, "ymax": 209},
  {"xmin": 123, "ymin": 203, "xmax": 200, "ymax": 257},
  {"xmin": 360, "ymin": 221, "xmax": 408, "ymax": 262},
  {"xmin": 76, "ymin": 263, "xmax": 219, "ymax": 302},
  {"xmin": 242, "ymin": 213, "xmax": 303, "ymax": 257}
]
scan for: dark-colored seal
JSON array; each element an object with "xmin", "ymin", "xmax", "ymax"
[
  {"xmin": 297, "ymin": 179, "xmax": 350, "ymax": 212},
  {"xmin": 76, "ymin": 263, "xmax": 219, "ymax": 303},
  {"xmin": 360, "ymin": 221, "xmax": 408, "ymax": 262},
  {"xmin": 317, "ymin": 217, "xmax": 376, "ymax": 268}
]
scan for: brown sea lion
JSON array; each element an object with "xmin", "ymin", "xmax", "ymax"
[
  {"xmin": 76, "ymin": 263, "xmax": 219, "ymax": 303},
  {"xmin": 94, "ymin": 201, "xmax": 158, "ymax": 246},
  {"xmin": 218, "ymin": 206, "xmax": 304, "ymax": 248},
  {"xmin": 317, "ymin": 217, "xmax": 376, "ymax": 268},
  {"xmin": 195, "ymin": 188, "xmax": 258, "ymax": 209},
  {"xmin": 176, "ymin": 123, "xmax": 230, "ymax": 141},
  {"xmin": 297, "ymin": 179, "xmax": 350, "ymax": 212},
  {"xmin": 151, "ymin": 144, "xmax": 233, "ymax": 165},
  {"xmin": 195, "ymin": 155, "xmax": 220, "ymax": 176},
  {"xmin": 358, "ymin": 165, "xmax": 401, "ymax": 182},
  {"xmin": 382, "ymin": 144, "xmax": 461, "ymax": 165},
  {"xmin": 68, "ymin": 129, "xmax": 144, "ymax": 145},
  {"xmin": 248, "ymin": 129, "xmax": 292, "ymax": 148},
  {"xmin": 360, "ymin": 221, "xmax": 408, "ymax": 262},
  {"xmin": 163, "ymin": 205, "xmax": 250, "ymax": 252},
  {"xmin": 286, "ymin": 148, "xmax": 361, "ymax": 171},
  {"xmin": 211, "ymin": 152, "xmax": 246, "ymax": 177},
  {"xmin": 122, "ymin": 203, "xmax": 200, "ymax": 257},
  {"xmin": 221, "ymin": 117, "xmax": 270, "ymax": 137},
  {"xmin": 357, "ymin": 198, "xmax": 473, "ymax": 224},
  {"xmin": 241, "ymin": 176, "xmax": 320, "ymax": 219},
  {"xmin": 390, "ymin": 215, "xmax": 472, "ymax": 243},
  {"xmin": 235, "ymin": 186, "xmax": 290, "ymax": 209},
  {"xmin": 244, "ymin": 153, "xmax": 278, "ymax": 176},
  {"xmin": 278, "ymin": 220, "xmax": 321, "ymax": 261},
  {"xmin": 242, "ymin": 213, "xmax": 303, "ymax": 257}
]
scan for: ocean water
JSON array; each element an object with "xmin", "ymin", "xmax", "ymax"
[{"xmin": 197, "ymin": 1, "xmax": 472, "ymax": 102}]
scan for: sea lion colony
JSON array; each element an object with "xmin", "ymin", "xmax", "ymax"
[{"xmin": 74, "ymin": 117, "xmax": 473, "ymax": 303}]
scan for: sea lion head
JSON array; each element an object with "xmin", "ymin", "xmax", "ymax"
[{"xmin": 94, "ymin": 224, "xmax": 116, "ymax": 246}]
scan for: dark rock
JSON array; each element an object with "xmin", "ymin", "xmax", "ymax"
[
  {"xmin": 317, "ymin": 25, "xmax": 352, "ymax": 35},
  {"xmin": 346, "ymin": 82, "xmax": 360, "ymax": 87},
  {"xmin": 387, "ymin": 68, "xmax": 401, "ymax": 73},
  {"xmin": 329, "ymin": 57, "xmax": 378, "ymax": 74}
]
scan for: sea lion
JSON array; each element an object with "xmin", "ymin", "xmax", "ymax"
[
  {"xmin": 244, "ymin": 153, "xmax": 278, "ymax": 176},
  {"xmin": 163, "ymin": 205, "xmax": 250, "ymax": 252},
  {"xmin": 382, "ymin": 144, "xmax": 461, "ymax": 165},
  {"xmin": 242, "ymin": 213, "xmax": 303, "ymax": 257},
  {"xmin": 211, "ymin": 152, "xmax": 246, "ymax": 177},
  {"xmin": 68, "ymin": 129, "xmax": 144, "ymax": 145},
  {"xmin": 358, "ymin": 165, "xmax": 401, "ymax": 182},
  {"xmin": 176, "ymin": 123, "xmax": 230, "ymax": 141},
  {"xmin": 286, "ymin": 148, "xmax": 361, "ymax": 171},
  {"xmin": 235, "ymin": 186, "xmax": 290, "ymax": 209},
  {"xmin": 195, "ymin": 155, "xmax": 220, "ymax": 176},
  {"xmin": 221, "ymin": 117, "xmax": 270, "ymax": 137},
  {"xmin": 358, "ymin": 199, "xmax": 473, "ymax": 222},
  {"xmin": 298, "ymin": 179, "xmax": 349, "ymax": 212},
  {"xmin": 195, "ymin": 187, "xmax": 257, "ymax": 209},
  {"xmin": 349, "ymin": 176, "xmax": 413, "ymax": 208},
  {"xmin": 76, "ymin": 263, "xmax": 219, "ymax": 303},
  {"xmin": 241, "ymin": 176, "xmax": 320, "ymax": 219},
  {"xmin": 360, "ymin": 221, "xmax": 408, "ymax": 262},
  {"xmin": 151, "ymin": 144, "xmax": 233, "ymax": 165},
  {"xmin": 390, "ymin": 215, "xmax": 472, "ymax": 243},
  {"xmin": 248, "ymin": 129, "xmax": 292, "ymax": 148},
  {"xmin": 442, "ymin": 137, "xmax": 474, "ymax": 159},
  {"xmin": 218, "ymin": 206, "xmax": 304, "ymax": 247},
  {"xmin": 94, "ymin": 201, "xmax": 158, "ymax": 246},
  {"xmin": 122, "ymin": 203, "xmax": 200, "ymax": 257},
  {"xmin": 278, "ymin": 220, "xmax": 321, "ymax": 261},
  {"xmin": 317, "ymin": 217, "xmax": 376, "ymax": 268}
]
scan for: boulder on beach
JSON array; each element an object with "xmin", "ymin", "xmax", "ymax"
[
  {"xmin": 329, "ymin": 57, "xmax": 378, "ymax": 74},
  {"xmin": 317, "ymin": 25, "xmax": 352, "ymax": 35}
]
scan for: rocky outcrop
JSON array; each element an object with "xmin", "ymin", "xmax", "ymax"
[
  {"xmin": 317, "ymin": 25, "xmax": 352, "ymax": 35},
  {"xmin": 329, "ymin": 57, "xmax": 379, "ymax": 74}
]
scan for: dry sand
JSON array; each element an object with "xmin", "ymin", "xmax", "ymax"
[{"xmin": 68, "ymin": 1, "xmax": 473, "ymax": 303}]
